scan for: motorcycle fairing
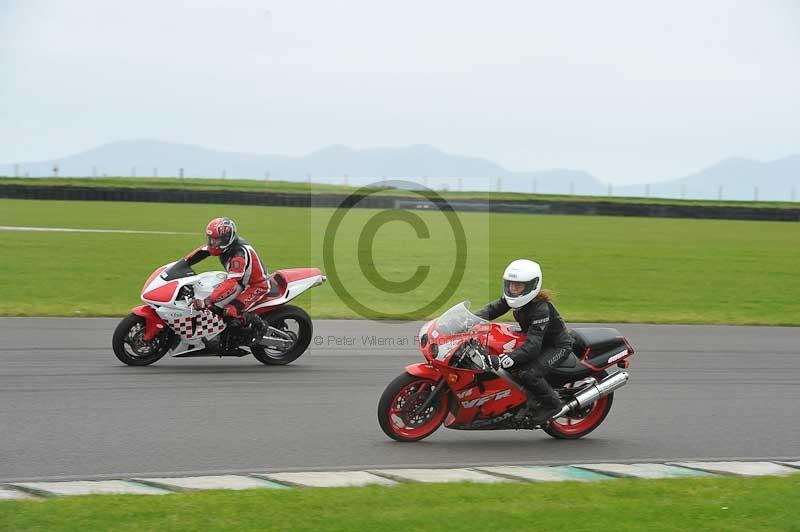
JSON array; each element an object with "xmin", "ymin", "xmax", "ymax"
[
  {"xmin": 249, "ymin": 268, "xmax": 326, "ymax": 312},
  {"xmin": 444, "ymin": 375, "xmax": 527, "ymax": 429}
]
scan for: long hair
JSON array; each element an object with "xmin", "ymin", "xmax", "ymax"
[{"xmin": 534, "ymin": 288, "xmax": 554, "ymax": 303}]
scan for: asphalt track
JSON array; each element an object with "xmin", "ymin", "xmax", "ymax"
[{"xmin": 1, "ymin": 318, "xmax": 798, "ymax": 482}]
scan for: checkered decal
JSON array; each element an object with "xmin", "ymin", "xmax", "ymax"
[{"xmin": 168, "ymin": 311, "xmax": 226, "ymax": 339}]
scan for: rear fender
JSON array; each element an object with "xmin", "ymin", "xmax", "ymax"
[
  {"xmin": 132, "ymin": 305, "xmax": 168, "ymax": 341},
  {"xmin": 405, "ymin": 363, "xmax": 442, "ymax": 381}
]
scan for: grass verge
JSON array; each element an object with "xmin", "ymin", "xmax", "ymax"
[
  {"xmin": 1, "ymin": 199, "xmax": 798, "ymax": 324},
  {"xmin": 1, "ymin": 475, "xmax": 799, "ymax": 531},
  {"xmin": 2, "ymin": 176, "xmax": 798, "ymax": 209}
]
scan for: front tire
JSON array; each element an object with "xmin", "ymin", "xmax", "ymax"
[
  {"xmin": 112, "ymin": 313, "xmax": 172, "ymax": 366},
  {"xmin": 251, "ymin": 305, "xmax": 312, "ymax": 366},
  {"xmin": 378, "ymin": 372, "xmax": 448, "ymax": 442}
]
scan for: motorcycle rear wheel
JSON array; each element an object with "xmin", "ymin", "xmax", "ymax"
[
  {"xmin": 543, "ymin": 390, "xmax": 614, "ymax": 439},
  {"xmin": 112, "ymin": 313, "xmax": 172, "ymax": 366},
  {"xmin": 250, "ymin": 305, "xmax": 312, "ymax": 366},
  {"xmin": 378, "ymin": 372, "xmax": 448, "ymax": 442}
]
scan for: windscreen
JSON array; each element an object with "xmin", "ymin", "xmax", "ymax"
[
  {"xmin": 433, "ymin": 301, "xmax": 488, "ymax": 335},
  {"xmin": 160, "ymin": 259, "xmax": 196, "ymax": 281}
]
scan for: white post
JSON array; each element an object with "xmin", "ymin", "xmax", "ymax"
[
  {"xmin": 457, "ymin": 177, "xmax": 462, "ymax": 191},
  {"xmin": 645, "ymin": 184, "xmax": 650, "ymax": 198},
  {"xmin": 92, "ymin": 165, "xmax": 97, "ymax": 178},
  {"xmin": 496, "ymin": 177, "xmax": 502, "ymax": 192},
  {"xmin": 131, "ymin": 166, "xmax": 136, "ymax": 178},
  {"xmin": 570, "ymin": 181, "xmax": 575, "ymax": 195},
  {"xmin": 13, "ymin": 164, "xmax": 19, "ymax": 178},
  {"xmin": 533, "ymin": 179, "xmax": 538, "ymax": 194},
  {"xmin": 718, "ymin": 186, "xmax": 723, "ymax": 201},
  {"xmin": 792, "ymin": 187, "xmax": 796, "ymax": 202},
  {"xmin": 754, "ymin": 186, "xmax": 759, "ymax": 201},
  {"xmin": 607, "ymin": 182, "xmax": 613, "ymax": 196}
]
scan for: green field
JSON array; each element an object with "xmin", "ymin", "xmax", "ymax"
[
  {"xmin": 3, "ymin": 176, "xmax": 798, "ymax": 209},
  {"xmin": 2, "ymin": 475, "xmax": 798, "ymax": 531},
  {"xmin": 1, "ymin": 198, "xmax": 798, "ymax": 324}
]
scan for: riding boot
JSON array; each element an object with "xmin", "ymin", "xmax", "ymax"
[
  {"xmin": 526, "ymin": 379, "xmax": 564, "ymax": 425},
  {"xmin": 514, "ymin": 366, "xmax": 563, "ymax": 424}
]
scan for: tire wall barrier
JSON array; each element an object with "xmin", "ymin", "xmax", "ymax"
[{"xmin": 1, "ymin": 184, "xmax": 798, "ymax": 222}]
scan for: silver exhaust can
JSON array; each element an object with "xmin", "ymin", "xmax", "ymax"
[{"xmin": 555, "ymin": 371, "xmax": 630, "ymax": 418}]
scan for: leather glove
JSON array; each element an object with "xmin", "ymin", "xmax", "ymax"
[
  {"xmin": 190, "ymin": 298, "xmax": 211, "ymax": 310},
  {"xmin": 485, "ymin": 353, "xmax": 514, "ymax": 371}
]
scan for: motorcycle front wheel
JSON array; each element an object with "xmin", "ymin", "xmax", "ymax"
[
  {"xmin": 378, "ymin": 372, "xmax": 448, "ymax": 442},
  {"xmin": 112, "ymin": 313, "xmax": 172, "ymax": 366}
]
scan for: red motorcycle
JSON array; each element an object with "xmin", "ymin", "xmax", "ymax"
[{"xmin": 378, "ymin": 302, "xmax": 634, "ymax": 441}]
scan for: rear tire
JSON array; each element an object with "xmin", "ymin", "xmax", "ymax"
[
  {"xmin": 543, "ymin": 372, "xmax": 614, "ymax": 439},
  {"xmin": 112, "ymin": 313, "xmax": 172, "ymax": 366},
  {"xmin": 378, "ymin": 372, "xmax": 448, "ymax": 442},
  {"xmin": 251, "ymin": 305, "xmax": 312, "ymax": 366}
]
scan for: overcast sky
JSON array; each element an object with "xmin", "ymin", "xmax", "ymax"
[{"xmin": 1, "ymin": 0, "xmax": 798, "ymax": 183}]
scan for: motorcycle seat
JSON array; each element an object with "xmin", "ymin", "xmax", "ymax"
[
  {"xmin": 265, "ymin": 273, "xmax": 286, "ymax": 298},
  {"xmin": 570, "ymin": 327, "xmax": 624, "ymax": 353},
  {"xmin": 556, "ymin": 352, "xmax": 579, "ymax": 368}
]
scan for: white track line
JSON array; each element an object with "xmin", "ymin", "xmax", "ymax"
[{"xmin": 0, "ymin": 225, "xmax": 192, "ymax": 235}]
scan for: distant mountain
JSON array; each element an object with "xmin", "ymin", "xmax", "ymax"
[
  {"xmin": 618, "ymin": 156, "xmax": 800, "ymax": 201},
  {"xmin": 0, "ymin": 139, "xmax": 608, "ymax": 194},
  {"xmin": 1, "ymin": 139, "xmax": 797, "ymax": 201},
  {"xmin": 0, "ymin": 139, "xmax": 507, "ymax": 182}
]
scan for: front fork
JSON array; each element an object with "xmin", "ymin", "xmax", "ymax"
[{"xmin": 413, "ymin": 378, "xmax": 448, "ymax": 415}]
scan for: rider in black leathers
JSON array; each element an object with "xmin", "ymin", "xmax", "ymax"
[{"xmin": 476, "ymin": 259, "xmax": 572, "ymax": 424}]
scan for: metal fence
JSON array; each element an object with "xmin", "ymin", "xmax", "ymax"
[{"xmin": 2, "ymin": 183, "xmax": 798, "ymax": 222}]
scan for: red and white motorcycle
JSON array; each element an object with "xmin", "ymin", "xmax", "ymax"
[{"xmin": 112, "ymin": 259, "xmax": 326, "ymax": 366}]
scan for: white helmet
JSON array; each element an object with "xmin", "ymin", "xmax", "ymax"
[{"xmin": 502, "ymin": 259, "xmax": 542, "ymax": 308}]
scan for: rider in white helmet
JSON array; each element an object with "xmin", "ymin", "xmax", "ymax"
[{"xmin": 476, "ymin": 259, "xmax": 573, "ymax": 424}]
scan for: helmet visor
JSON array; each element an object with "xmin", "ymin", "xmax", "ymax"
[
  {"xmin": 504, "ymin": 278, "xmax": 538, "ymax": 299},
  {"xmin": 207, "ymin": 234, "xmax": 230, "ymax": 250}
]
